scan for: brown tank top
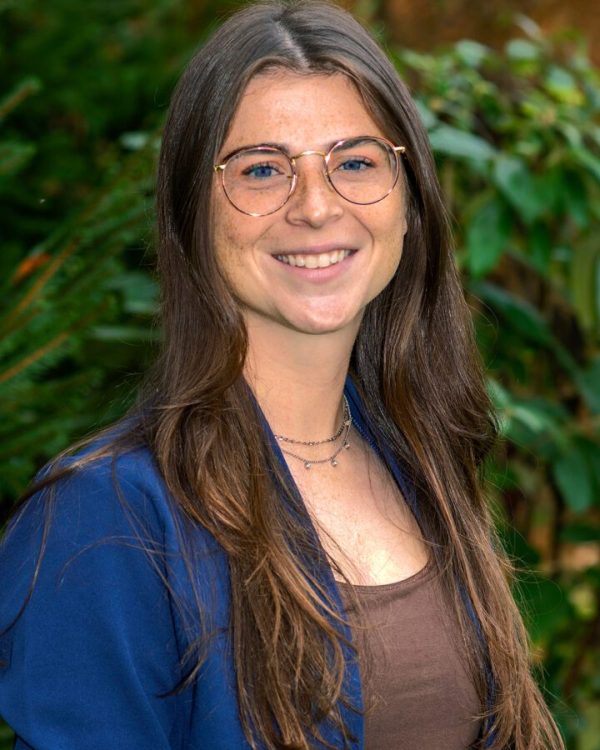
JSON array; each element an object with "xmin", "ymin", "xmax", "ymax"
[{"xmin": 337, "ymin": 557, "xmax": 483, "ymax": 749}]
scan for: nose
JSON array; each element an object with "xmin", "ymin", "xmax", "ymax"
[{"xmin": 284, "ymin": 152, "xmax": 344, "ymax": 227}]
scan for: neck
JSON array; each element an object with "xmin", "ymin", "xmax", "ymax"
[{"xmin": 243, "ymin": 315, "xmax": 358, "ymax": 441}]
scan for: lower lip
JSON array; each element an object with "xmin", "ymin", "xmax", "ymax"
[{"xmin": 272, "ymin": 251, "xmax": 357, "ymax": 283}]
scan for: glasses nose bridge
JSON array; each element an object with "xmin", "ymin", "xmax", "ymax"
[
  {"xmin": 289, "ymin": 149, "xmax": 332, "ymax": 198},
  {"xmin": 290, "ymin": 148, "xmax": 329, "ymax": 173}
]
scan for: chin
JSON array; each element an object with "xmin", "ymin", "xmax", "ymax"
[{"xmin": 283, "ymin": 310, "xmax": 362, "ymax": 337}]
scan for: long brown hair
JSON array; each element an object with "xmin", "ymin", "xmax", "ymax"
[{"xmin": 14, "ymin": 1, "xmax": 564, "ymax": 748}]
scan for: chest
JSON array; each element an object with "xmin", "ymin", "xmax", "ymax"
[{"xmin": 288, "ymin": 432, "xmax": 430, "ymax": 585}]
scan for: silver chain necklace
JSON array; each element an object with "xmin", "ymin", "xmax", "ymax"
[{"xmin": 274, "ymin": 396, "xmax": 352, "ymax": 469}]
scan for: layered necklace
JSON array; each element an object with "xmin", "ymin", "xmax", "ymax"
[{"xmin": 274, "ymin": 395, "xmax": 352, "ymax": 469}]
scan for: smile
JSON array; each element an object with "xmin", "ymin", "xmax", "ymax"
[{"xmin": 274, "ymin": 249, "xmax": 353, "ymax": 269}]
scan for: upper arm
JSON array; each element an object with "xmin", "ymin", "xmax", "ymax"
[{"xmin": 0, "ymin": 457, "xmax": 189, "ymax": 749}]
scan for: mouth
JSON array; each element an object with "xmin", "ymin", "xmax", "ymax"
[{"xmin": 274, "ymin": 249, "xmax": 354, "ymax": 269}]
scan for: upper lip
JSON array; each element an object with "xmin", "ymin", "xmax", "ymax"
[{"xmin": 273, "ymin": 243, "xmax": 356, "ymax": 256}]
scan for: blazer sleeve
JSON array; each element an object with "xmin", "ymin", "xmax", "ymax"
[{"xmin": 0, "ymin": 455, "xmax": 189, "ymax": 750}]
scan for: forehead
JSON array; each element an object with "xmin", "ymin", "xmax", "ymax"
[{"xmin": 221, "ymin": 71, "xmax": 387, "ymax": 154}]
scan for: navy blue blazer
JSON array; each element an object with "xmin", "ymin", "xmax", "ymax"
[{"xmin": 0, "ymin": 379, "xmax": 490, "ymax": 748}]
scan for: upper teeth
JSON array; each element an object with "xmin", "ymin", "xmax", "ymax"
[{"xmin": 276, "ymin": 249, "xmax": 352, "ymax": 268}]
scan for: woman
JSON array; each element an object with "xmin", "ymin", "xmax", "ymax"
[{"xmin": 0, "ymin": 2, "xmax": 564, "ymax": 748}]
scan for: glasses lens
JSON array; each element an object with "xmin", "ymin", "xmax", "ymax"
[
  {"xmin": 222, "ymin": 148, "xmax": 293, "ymax": 215},
  {"xmin": 328, "ymin": 138, "xmax": 398, "ymax": 205}
]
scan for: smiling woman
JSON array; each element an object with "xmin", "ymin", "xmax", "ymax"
[
  {"xmin": 213, "ymin": 73, "xmax": 407, "ymax": 339},
  {"xmin": 0, "ymin": 2, "xmax": 565, "ymax": 750}
]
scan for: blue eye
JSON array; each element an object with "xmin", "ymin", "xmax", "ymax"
[
  {"xmin": 339, "ymin": 158, "xmax": 371, "ymax": 171},
  {"xmin": 243, "ymin": 163, "xmax": 279, "ymax": 179}
]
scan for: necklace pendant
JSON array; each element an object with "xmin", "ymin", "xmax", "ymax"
[
  {"xmin": 344, "ymin": 441, "xmax": 350, "ymax": 449},
  {"xmin": 331, "ymin": 458, "xmax": 338, "ymax": 467},
  {"xmin": 304, "ymin": 461, "xmax": 311, "ymax": 470}
]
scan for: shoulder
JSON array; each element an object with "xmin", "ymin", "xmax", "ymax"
[
  {"xmin": 0, "ymin": 443, "xmax": 204, "ymax": 747},
  {"xmin": 0, "ymin": 446, "xmax": 156, "ymax": 612},
  {"xmin": 3, "ymin": 443, "xmax": 170, "ymax": 555},
  {"xmin": 57, "ymin": 439, "xmax": 170, "ymax": 509},
  {"xmin": 0, "ymin": 439, "xmax": 226, "ymax": 630}
]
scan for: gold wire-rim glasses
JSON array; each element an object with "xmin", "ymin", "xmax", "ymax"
[{"xmin": 214, "ymin": 135, "xmax": 407, "ymax": 217}]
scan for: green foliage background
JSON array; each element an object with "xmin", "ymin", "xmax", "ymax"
[{"xmin": 1, "ymin": 1, "xmax": 599, "ymax": 747}]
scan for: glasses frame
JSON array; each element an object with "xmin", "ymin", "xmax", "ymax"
[{"xmin": 214, "ymin": 135, "xmax": 406, "ymax": 217}]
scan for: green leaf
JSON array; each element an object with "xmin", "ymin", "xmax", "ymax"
[
  {"xmin": 502, "ymin": 399, "xmax": 567, "ymax": 450},
  {"xmin": 505, "ymin": 39, "xmax": 541, "ymax": 62},
  {"xmin": 570, "ymin": 236, "xmax": 599, "ymax": 332},
  {"xmin": 529, "ymin": 223, "xmax": 552, "ymax": 274},
  {"xmin": 414, "ymin": 100, "xmax": 437, "ymax": 130},
  {"xmin": 575, "ymin": 357, "xmax": 600, "ymax": 417},
  {"xmin": 119, "ymin": 131, "xmax": 151, "ymax": 151},
  {"xmin": 571, "ymin": 147, "xmax": 600, "ymax": 184},
  {"xmin": 514, "ymin": 573, "xmax": 570, "ymax": 643},
  {"xmin": 544, "ymin": 66, "xmax": 583, "ymax": 106},
  {"xmin": 499, "ymin": 523, "xmax": 541, "ymax": 566},
  {"xmin": 553, "ymin": 445, "xmax": 595, "ymax": 512},
  {"xmin": 104, "ymin": 271, "xmax": 158, "ymax": 315},
  {"xmin": 577, "ymin": 439, "xmax": 600, "ymax": 492},
  {"xmin": 471, "ymin": 280, "xmax": 552, "ymax": 346},
  {"xmin": 531, "ymin": 169, "xmax": 563, "ymax": 215},
  {"xmin": 429, "ymin": 124, "xmax": 497, "ymax": 161},
  {"xmin": 466, "ymin": 198, "xmax": 512, "ymax": 277},
  {"xmin": 89, "ymin": 325, "xmax": 159, "ymax": 343},
  {"xmin": 509, "ymin": 404, "xmax": 551, "ymax": 434},
  {"xmin": 0, "ymin": 140, "xmax": 36, "ymax": 177},
  {"xmin": 454, "ymin": 40, "xmax": 489, "ymax": 68},
  {"xmin": 0, "ymin": 76, "xmax": 42, "ymax": 123},
  {"xmin": 558, "ymin": 122, "xmax": 583, "ymax": 149},
  {"xmin": 560, "ymin": 523, "xmax": 600, "ymax": 543},
  {"xmin": 561, "ymin": 170, "xmax": 589, "ymax": 228},
  {"xmin": 397, "ymin": 49, "xmax": 435, "ymax": 74},
  {"xmin": 487, "ymin": 378, "xmax": 510, "ymax": 410},
  {"xmin": 493, "ymin": 155, "xmax": 543, "ymax": 224}
]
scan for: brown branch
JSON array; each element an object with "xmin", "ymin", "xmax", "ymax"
[
  {"xmin": 0, "ymin": 78, "xmax": 41, "ymax": 122},
  {"xmin": 0, "ymin": 302, "xmax": 109, "ymax": 386},
  {"xmin": 0, "ymin": 139, "xmax": 154, "ymax": 338},
  {"xmin": 1, "ymin": 237, "xmax": 81, "ymax": 335},
  {"xmin": 0, "ymin": 330, "xmax": 72, "ymax": 385}
]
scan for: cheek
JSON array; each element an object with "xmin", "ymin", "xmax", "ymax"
[
  {"xmin": 369, "ymin": 209, "xmax": 407, "ymax": 294},
  {"xmin": 376, "ymin": 200, "xmax": 407, "ymax": 263},
  {"xmin": 212, "ymin": 216, "xmax": 244, "ymax": 292},
  {"xmin": 212, "ymin": 203, "xmax": 269, "ymax": 297},
  {"xmin": 212, "ymin": 192, "xmax": 245, "ymax": 266}
]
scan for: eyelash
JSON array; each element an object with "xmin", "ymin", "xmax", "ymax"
[{"xmin": 242, "ymin": 162, "xmax": 282, "ymax": 178}]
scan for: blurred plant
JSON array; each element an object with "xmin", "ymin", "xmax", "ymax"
[
  {"xmin": 1, "ymin": 1, "xmax": 599, "ymax": 748},
  {"xmin": 0, "ymin": 108, "xmax": 160, "ymax": 505},
  {"xmin": 0, "ymin": 0, "xmax": 236, "ymax": 512},
  {"xmin": 0, "ymin": 0, "xmax": 179, "ymax": 515},
  {"xmin": 394, "ymin": 18, "xmax": 600, "ymax": 748}
]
